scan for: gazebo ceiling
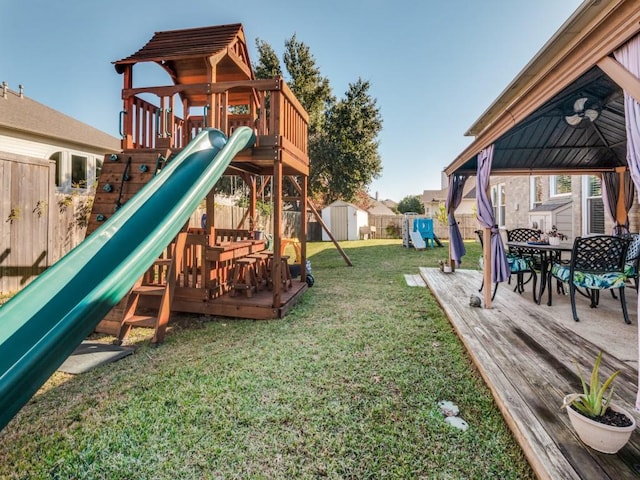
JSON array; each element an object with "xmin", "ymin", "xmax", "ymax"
[{"xmin": 453, "ymin": 66, "xmax": 627, "ymax": 176}]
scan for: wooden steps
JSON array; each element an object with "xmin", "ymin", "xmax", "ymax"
[{"xmin": 114, "ymin": 233, "xmax": 187, "ymax": 346}]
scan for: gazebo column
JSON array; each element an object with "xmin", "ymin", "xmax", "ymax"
[
  {"xmin": 483, "ymin": 227, "xmax": 492, "ymax": 308},
  {"xmin": 615, "ymin": 166, "xmax": 629, "ymax": 229}
]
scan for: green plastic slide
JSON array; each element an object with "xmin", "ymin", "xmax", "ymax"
[{"xmin": 0, "ymin": 126, "xmax": 255, "ymax": 431}]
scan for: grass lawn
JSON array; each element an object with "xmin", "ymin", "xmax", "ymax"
[{"xmin": 0, "ymin": 239, "xmax": 535, "ymax": 479}]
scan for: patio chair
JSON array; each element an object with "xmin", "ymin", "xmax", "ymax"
[
  {"xmin": 506, "ymin": 228, "xmax": 541, "ymax": 300},
  {"xmin": 622, "ymin": 233, "xmax": 640, "ymax": 291},
  {"xmin": 476, "ymin": 229, "xmax": 537, "ymax": 302},
  {"xmin": 550, "ymin": 235, "xmax": 631, "ymax": 324},
  {"xmin": 610, "ymin": 233, "xmax": 640, "ymax": 301}
]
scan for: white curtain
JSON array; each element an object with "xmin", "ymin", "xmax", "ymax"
[{"xmin": 614, "ymin": 34, "xmax": 640, "ymax": 410}]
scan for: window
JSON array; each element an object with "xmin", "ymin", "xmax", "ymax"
[
  {"xmin": 584, "ymin": 175, "xmax": 604, "ymax": 235},
  {"xmin": 71, "ymin": 155, "xmax": 87, "ymax": 188},
  {"xmin": 530, "ymin": 176, "xmax": 543, "ymax": 208},
  {"xmin": 95, "ymin": 157, "xmax": 103, "ymax": 186},
  {"xmin": 49, "ymin": 151, "xmax": 63, "ymax": 187},
  {"xmin": 551, "ymin": 175, "xmax": 572, "ymax": 196},
  {"xmin": 491, "ymin": 183, "xmax": 506, "ymax": 227}
]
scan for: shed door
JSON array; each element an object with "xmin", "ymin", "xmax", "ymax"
[{"xmin": 331, "ymin": 206, "xmax": 349, "ymax": 241}]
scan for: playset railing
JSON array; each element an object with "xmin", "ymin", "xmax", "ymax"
[{"xmin": 119, "ymin": 77, "xmax": 308, "ymax": 164}]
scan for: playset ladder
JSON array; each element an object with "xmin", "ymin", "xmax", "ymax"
[{"xmin": 115, "ymin": 232, "xmax": 187, "ymax": 345}]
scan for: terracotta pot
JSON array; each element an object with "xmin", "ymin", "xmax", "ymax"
[{"xmin": 564, "ymin": 395, "xmax": 636, "ymax": 454}]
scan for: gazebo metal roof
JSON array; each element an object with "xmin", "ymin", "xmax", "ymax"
[{"xmin": 445, "ymin": 1, "xmax": 640, "ymax": 179}]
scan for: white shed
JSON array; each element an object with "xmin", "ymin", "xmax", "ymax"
[
  {"xmin": 321, "ymin": 200, "xmax": 369, "ymax": 241},
  {"xmin": 528, "ymin": 199, "xmax": 573, "ymax": 240}
]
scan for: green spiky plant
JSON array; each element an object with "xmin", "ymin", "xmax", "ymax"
[{"xmin": 561, "ymin": 351, "xmax": 620, "ymax": 418}]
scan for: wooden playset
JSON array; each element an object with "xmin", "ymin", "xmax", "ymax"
[{"xmin": 87, "ymin": 24, "xmax": 311, "ymax": 343}]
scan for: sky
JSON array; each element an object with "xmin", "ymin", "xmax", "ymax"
[{"xmin": 1, "ymin": 0, "xmax": 584, "ymax": 202}]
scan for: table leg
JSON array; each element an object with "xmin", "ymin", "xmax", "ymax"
[{"xmin": 537, "ymin": 254, "xmax": 548, "ymax": 305}]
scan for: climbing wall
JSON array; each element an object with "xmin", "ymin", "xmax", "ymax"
[{"xmin": 86, "ymin": 149, "xmax": 172, "ymax": 237}]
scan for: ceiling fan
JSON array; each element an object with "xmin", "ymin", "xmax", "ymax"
[{"xmin": 564, "ymin": 96, "xmax": 600, "ymax": 128}]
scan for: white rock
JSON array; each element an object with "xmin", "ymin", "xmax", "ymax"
[
  {"xmin": 438, "ymin": 400, "xmax": 460, "ymax": 417},
  {"xmin": 445, "ymin": 416, "xmax": 469, "ymax": 431}
]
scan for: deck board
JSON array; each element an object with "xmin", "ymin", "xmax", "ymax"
[{"xmin": 420, "ymin": 267, "xmax": 640, "ymax": 480}]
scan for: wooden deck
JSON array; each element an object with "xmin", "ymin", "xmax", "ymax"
[
  {"xmin": 171, "ymin": 279, "xmax": 308, "ymax": 320},
  {"xmin": 420, "ymin": 267, "xmax": 640, "ymax": 480}
]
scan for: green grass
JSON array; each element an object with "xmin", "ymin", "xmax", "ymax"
[{"xmin": 0, "ymin": 239, "xmax": 535, "ymax": 479}]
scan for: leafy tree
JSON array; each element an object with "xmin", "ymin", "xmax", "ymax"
[
  {"xmin": 397, "ymin": 195, "xmax": 425, "ymax": 214},
  {"xmin": 253, "ymin": 36, "xmax": 382, "ymax": 206},
  {"xmin": 311, "ymin": 79, "xmax": 382, "ymax": 203},
  {"xmin": 254, "ymin": 39, "xmax": 282, "ymax": 79},
  {"xmin": 434, "ymin": 203, "xmax": 448, "ymax": 225},
  {"xmin": 283, "ymin": 34, "xmax": 333, "ymax": 134}
]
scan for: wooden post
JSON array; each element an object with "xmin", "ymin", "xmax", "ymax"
[
  {"xmin": 272, "ymin": 151, "xmax": 283, "ymax": 308},
  {"xmin": 122, "ymin": 65, "xmax": 134, "ymax": 150},
  {"xmin": 301, "ymin": 175, "xmax": 308, "ymax": 282},
  {"xmin": 597, "ymin": 56, "xmax": 640, "ymax": 105},
  {"xmin": 483, "ymin": 227, "xmax": 492, "ymax": 309},
  {"xmin": 614, "ymin": 167, "xmax": 628, "ymax": 229},
  {"xmin": 285, "ymin": 175, "xmax": 352, "ymax": 266}
]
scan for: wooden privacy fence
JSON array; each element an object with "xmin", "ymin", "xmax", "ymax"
[
  {"xmin": 0, "ymin": 172, "xmax": 302, "ymax": 295},
  {"xmin": 367, "ymin": 213, "xmax": 478, "ymax": 240},
  {"xmin": 1, "ymin": 154, "xmax": 478, "ymax": 295}
]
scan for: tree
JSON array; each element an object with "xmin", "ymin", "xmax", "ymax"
[
  {"xmin": 310, "ymin": 79, "xmax": 382, "ymax": 204},
  {"xmin": 397, "ymin": 195, "xmax": 425, "ymax": 214},
  {"xmin": 253, "ymin": 37, "xmax": 383, "ymax": 205},
  {"xmin": 283, "ymin": 34, "xmax": 333, "ymax": 134},
  {"xmin": 254, "ymin": 39, "xmax": 282, "ymax": 79}
]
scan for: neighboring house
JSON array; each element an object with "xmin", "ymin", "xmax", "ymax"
[
  {"xmin": 0, "ymin": 82, "xmax": 121, "ymax": 193},
  {"xmin": 421, "ymin": 170, "xmax": 635, "ymax": 241},
  {"xmin": 422, "ymin": 173, "xmax": 476, "ymax": 217},
  {"xmin": 367, "ymin": 197, "xmax": 396, "ymax": 216},
  {"xmin": 0, "ymin": 82, "xmax": 122, "ymax": 293},
  {"xmin": 380, "ymin": 198, "xmax": 398, "ymax": 212}
]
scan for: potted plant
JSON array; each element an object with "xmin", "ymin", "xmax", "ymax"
[
  {"xmin": 438, "ymin": 259, "xmax": 452, "ymax": 273},
  {"xmin": 561, "ymin": 351, "xmax": 636, "ymax": 454},
  {"xmin": 546, "ymin": 225, "xmax": 567, "ymax": 245}
]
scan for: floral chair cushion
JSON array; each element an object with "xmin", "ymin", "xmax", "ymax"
[
  {"xmin": 479, "ymin": 254, "xmax": 534, "ymax": 273},
  {"xmin": 507, "ymin": 254, "xmax": 534, "ymax": 273},
  {"xmin": 624, "ymin": 262, "xmax": 636, "ymax": 277},
  {"xmin": 551, "ymin": 263, "xmax": 627, "ymax": 290}
]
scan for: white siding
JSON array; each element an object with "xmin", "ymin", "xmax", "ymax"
[{"xmin": 0, "ymin": 131, "xmax": 106, "ymax": 193}]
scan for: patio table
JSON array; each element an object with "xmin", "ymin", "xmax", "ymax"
[{"xmin": 506, "ymin": 241, "xmax": 572, "ymax": 306}]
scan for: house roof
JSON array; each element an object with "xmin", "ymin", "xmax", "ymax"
[
  {"xmin": 444, "ymin": 1, "xmax": 640, "ymax": 178},
  {"xmin": 423, "ymin": 176, "xmax": 477, "ymax": 203},
  {"xmin": 324, "ymin": 200, "xmax": 368, "ymax": 213},
  {"xmin": 422, "ymin": 189, "xmax": 446, "ymax": 203},
  {"xmin": 381, "ymin": 199, "xmax": 398, "ymax": 209},
  {"xmin": 529, "ymin": 198, "xmax": 572, "ymax": 213},
  {"xmin": 367, "ymin": 199, "xmax": 396, "ymax": 216},
  {"xmin": 0, "ymin": 85, "xmax": 121, "ymax": 152}
]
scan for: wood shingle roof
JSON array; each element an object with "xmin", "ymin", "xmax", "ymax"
[{"xmin": 114, "ymin": 23, "xmax": 244, "ymax": 65}]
